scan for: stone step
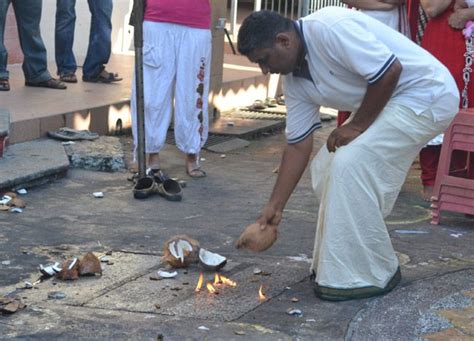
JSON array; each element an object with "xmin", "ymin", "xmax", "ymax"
[{"xmin": 0, "ymin": 139, "xmax": 70, "ymax": 192}]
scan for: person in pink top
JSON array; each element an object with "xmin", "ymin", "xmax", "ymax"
[{"xmin": 131, "ymin": 0, "xmax": 212, "ymax": 179}]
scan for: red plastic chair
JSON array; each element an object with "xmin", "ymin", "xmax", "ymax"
[{"xmin": 431, "ymin": 108, "xmax": 474, "ymax": 224}]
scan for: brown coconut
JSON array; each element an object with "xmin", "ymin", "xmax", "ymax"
[
  {"xmin": 235, "ymin": 223, "xmax": 278, "ymax": 252},
  {"xmin": 56, "ymin": 258, "xmax": 80, "ymax": 280},
  {"xmin": 162, "ymin": 235, "xmax": 200, "ymax": 268},
  {"xmin": 78, "ymin": 252, "xmax": 102, "ymax": 276}
]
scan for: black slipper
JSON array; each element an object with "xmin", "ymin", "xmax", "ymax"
[{"xmin": 83, "ymin": 70, "xmax": 122, "ymax": 83}]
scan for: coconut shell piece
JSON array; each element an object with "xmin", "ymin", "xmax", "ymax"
[
  {"xmin": 10, "ymin": 197, "xmax": 26, "ymax": 208},
  {"xmin": 78, "ymin": 252, "xmax": 102, "ymax": 276},
  {"xmin": 56, "ymin": 258, "xmax": 80, "ymax": 280},
  {"xmin": 162, "ymin": 235, "xmax": 200, "ymax": 268},
  {"xmin": 235, "ymin": 223, "xmax": 278, "ymax": 252}
]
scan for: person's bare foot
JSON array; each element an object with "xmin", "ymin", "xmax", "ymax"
[
  {"xmin": 186, "ymin": 154, "xmax": 206, "ymax": 178},
  {"xmin": 422, "ymin": 186, "xmax": 433, "ymax": 201},
  {"xmin": 148, "ymin": 153, "xmax": 160, "ymax": 170}
]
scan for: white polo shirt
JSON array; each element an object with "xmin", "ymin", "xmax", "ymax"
[{"xmin": 284, "ymin": 7, "xmax": 459, "ymax": 144}]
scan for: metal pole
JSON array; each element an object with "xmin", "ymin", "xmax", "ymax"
[{"xmin": 132, "ymin": 0, "xmax": 146, "ymax": 178}]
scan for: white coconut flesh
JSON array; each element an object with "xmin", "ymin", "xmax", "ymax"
[
  {"xmin": 168, "ymin": 239, "xmax": 193, "ymax": 262},
  {"xmin": 157, "ymin": 269, "xmax": 178, "ymax": 278},
  {"xmin": 199, "ymin": 248, "xmax": 227, "ymax": 267}
]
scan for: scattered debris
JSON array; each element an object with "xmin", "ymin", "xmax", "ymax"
[
  {"xmin": 157, "ymin": 269, "xmax": 178, "ymax": 279},
  {"xmin": 47, "ymin": 291, "xmax": 66, "ymax": 300},
  {"xmin": 236, "ymin": 223, "xmax": 278, "ymax": 252},
  {"xmin": 155, "ymin": 304, "xmax": 161, "ymax": 309},
  {"xmin": 149, "ymin": 275, "xmax": 162, "ymax": 281},
  {"xmin": 286, "ymin": 308, "xmax": 303, "ymax": 317},
  {"xmin": 306, "ymin": 319, "xmax": 316, "ymax": 322},
  {"xmin": 198, "ymin": 326, "xmax": 209, "ymax": 331},
  {"xmin": 220, "ymin": 154, "xmax": 226, "ymax": 158},
  {"xmin": 234, "ymin": 330, "xmax": 246, "ymax": 336},
  {"xmin": 39, "ymin": 262, "xmax": 61, "ymax": 277},
  {"xmin": 291, "ymin": 297, "xmax": 299, "ymax": 303},
  {"xmin": 0, "ymin": 296, "xmax": 26, "ymax": 314},
  {"xmin": 394, "ymin": 230, "xmax": 429, "ymax": 235},
  {"xmin": 92, "ymin": 192, "xmax": 104, "ymax": 198},
  {"xmin": 253, "ymin": 268, "xmax": 262, "ymax": 275},
  {"xmin": 198, "ymin": 248, "xmax": 227, "ymax": 271},
  {"xmin": 272, "ymin": 166, "xmax": 279, "ymax": 174},
  {"xmin": 200, "ymin": 158, "xmax": 206, "ymax": 162},
  {"xmin": 227, "ymin": 121, "xmax": 235, "ymax": 127},
  {"xmin": 450, "ymin": 233, "xmax": 463, "ymax": 238},
  {"xmin": 170, "ymin": 286, "xmax": 182, "ymax": 291},
  {"xmin": 99, "ymin": 256, "xmax": 110, "ymax": 263},
  {"xmin": 16, "ymin": 188, "xmax": 27, "ymax": 195},
  {"xmin": 259, "ymin": 285, "xmax": 267, "ymax": 300},
  {"xmin": 1, "ymin": 192, "xmax": 27, "ymax": 213},
  {"xmin": 61, "ymin": 141, "xmax": 75, "ymax": 145}
]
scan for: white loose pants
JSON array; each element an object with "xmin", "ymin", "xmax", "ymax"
[
  {"xmin": 131, "ymin": 21, "xmax": 211, "ymax": 156},
  {"xmin": 310, "ymin": 94, "xmax": 458, "ymax": 289}
]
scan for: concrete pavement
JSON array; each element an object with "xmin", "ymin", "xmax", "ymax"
[{"xmin": 0, "ymin": 122, "xmax": 473, "ymax": 340}]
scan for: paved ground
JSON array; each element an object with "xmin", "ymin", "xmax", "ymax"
[{"xmin": 1, "ymin": 121, "xmax": 473, "ymax": 340}]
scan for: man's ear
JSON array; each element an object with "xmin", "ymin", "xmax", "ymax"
[{"xmin": 275, "ymin": 32, "xmax": 291, "ymax": 47}]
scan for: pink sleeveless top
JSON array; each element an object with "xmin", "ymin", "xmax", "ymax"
[{"xmin": 144, "ymin": 0, "xmax": 211, "ymax": 29}]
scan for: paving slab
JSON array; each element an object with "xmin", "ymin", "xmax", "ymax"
[
  {"xmin": 206, "ymin": 138, "xmax": 251, "ymax": 153},
  {"xmin": 209, "ymin": 117, "xmax": 284, "ymax": 138},
  {"xmin": 86, "ymin": 256, "xmax": 308, "ymax": 321},
  {"xmin": 0, "ymin": 139, "xmax": 69, "ymax": 191},
  {"xmin": 64, "ymin": 136, "xmax": 125, "ymax": 172},
  {"xmin": 1, "ymin": 252, "xmax": 162, "ymax": 306}
]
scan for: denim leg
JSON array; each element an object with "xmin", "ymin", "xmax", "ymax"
[
  {"xmin": 0, "ymin": 0, "xmax": 11, "ymax": 79},
  {"xmin": 83, "ymin": 0, "xmax": 112, "ymax": 78},
  {"xmin": 13, "ymin": 0, "xmax": 51, "ymax": 83},
  {"xmin": 55, "ymin": 0, "xmax": 77, "ymax": 76}
]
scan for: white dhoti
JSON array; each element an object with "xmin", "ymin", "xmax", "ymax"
[
  {"xmin": 131, "ymin": 21, "xmax": 211, "ymax": 157},
  {"xmin": 310, "ymin": 96, "xmax": 458, "ymax": 289}
]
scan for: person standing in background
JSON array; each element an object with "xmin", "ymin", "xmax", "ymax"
[
  {"xmin": 0, "ymin": 0, "xmax": 66, "ymax": 91},
  {"xmin": 55, "ymin": 0, "xmax": 122, "ymax": 83},
  {"xmin": 131, "ymin": 0, "xmax": 212, "ymax": 179},
  {"xmin": 417, "ymin": 0, "xmax": 474, "ymax": 200}
]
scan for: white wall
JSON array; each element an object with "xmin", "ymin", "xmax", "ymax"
[{"xmin": 40, "ymin": 0, "xmax": 134, "ymax": 66}]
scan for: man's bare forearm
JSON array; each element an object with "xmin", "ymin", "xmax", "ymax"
[
  {"xmin": 267, "ymin": 135, "xmax": 314, "ymax": 212},
  {"xmin": 350, "ymin": 59, "xmax": 402, "ymax": 132}
]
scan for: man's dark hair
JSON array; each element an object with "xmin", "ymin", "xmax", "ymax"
[{"xmin": 237, "ymin": 10, "xmax": 293, "ymax": 56}]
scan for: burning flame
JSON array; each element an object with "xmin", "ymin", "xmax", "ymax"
[
  {"xmin": 214, "ymin": 273, "xmax": 221, "ymax": 285},
  {"xmin": 195, "ymin": 273, "xmax": 204, "ymax": 292},
  {"xmin": 220, "ymin": 275, "xmax": 237, "ymax": 287},
  {"xmin": 259, "ymin": 285, "xmax": 267, "ymax": 300},
  {"xmin": 206, "ymin": 282, "xmax": 217, "ymax": 294}
]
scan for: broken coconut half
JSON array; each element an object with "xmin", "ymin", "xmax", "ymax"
[
  {"xmin": 198, "ymin": 248, "xmax": 227, "ymax": 271},
  {"xmin": 163, "ymin": 235, "xmax": 200, "ymax": 268}
]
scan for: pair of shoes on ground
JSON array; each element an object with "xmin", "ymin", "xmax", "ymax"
[
  {"xmin": 25, "ymin": 78, "xmax": 67, "ymax": 90},
  {"xmin": 133, "ymin": 169, "xmax": 183, "ymax": 201},
  {"xmin": 47, "ymin": 127, "xmax": 99, "ymax": 141},
  {"xmin": 312, "ymin": 267, "xmax": 401, "ymax": 301},
  {"xmin": 82, "ymin": 69, "xmax": 122, "ymax": 83}
]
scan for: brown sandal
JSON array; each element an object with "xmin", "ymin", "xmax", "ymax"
[
  {"xmin": 0, "ymin": 78, "xmax": 10, "ymax": 91},
  {"xmin": 59, "ymin": 73, "xmax": 78, "ymax": 83},
  {"xmin": 25, "ymin": 78, "xmax": 67, "ymax": 90}
]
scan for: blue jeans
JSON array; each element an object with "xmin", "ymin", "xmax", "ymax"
[
  {"xmin": 55, "ymin": 0, "xmax": 112, "ymax": 78},
  {"xmin": 0, "ymin": 0, "xmax": 51, "ymax": 82}
]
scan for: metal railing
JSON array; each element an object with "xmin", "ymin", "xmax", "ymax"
[{"xmin": 228, "ymin": 0, "xmax": 346, "ymax": 36}]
